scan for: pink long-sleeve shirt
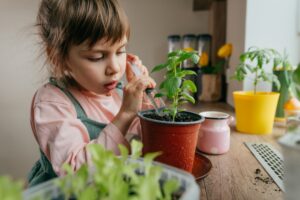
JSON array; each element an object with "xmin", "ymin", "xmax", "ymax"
[{"xmin": 31, "ymin": 83, "xmax": 152, "ymax": 175}]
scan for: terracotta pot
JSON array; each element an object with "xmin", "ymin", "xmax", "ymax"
[{"xmin": 138, "ymin": 110, "xmax": 204, "ymax": 172}]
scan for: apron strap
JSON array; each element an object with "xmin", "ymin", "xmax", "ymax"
[
  {"xmin": 49, "ymin": 77, "xmax": 87, "ymax": 119},
  {"xmin": 28, "ymin": 77, "xmax": 112, "ymax": 187}
]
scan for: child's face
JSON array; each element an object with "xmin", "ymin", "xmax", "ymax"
[{"xmin": 66, "ymin": 36, "xmax": 128, "ymax": 95}]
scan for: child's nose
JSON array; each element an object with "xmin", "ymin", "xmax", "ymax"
[{"xmin": 106, "ymin": 57, "xmax": 120, "ymax": 75}]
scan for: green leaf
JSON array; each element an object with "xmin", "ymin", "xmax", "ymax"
[
  {"xmin": 182, "ymin": 80, "xmax": 197, "ymax": 93},
  {"xmin": 144, "ymin": 152, "xmax": 161, "ymax": 168},
  {"xmin": 181, "ymin": 92, "xmax": 195, "ymax": 104},
  {"xmin": 56, "ymin": 139, "xmax": 180, "ymax": 200},
  {"xmin": 162, "ymin": 179, "xmax": 180, "ymax": 200},
  {"xmin": 177, "ymin": 70, "xmax": 197, "ymax": 77},
  {"xmin": 191, "ymin": 53, "xmax": 200, "ymax": 64},
  {"xmin": 0, "ymin": 176, "xmax": 23, "ymax": 200},
  {"xmin": 257, "ymin": 54, "xmax": 263, "ymax": 68},
  {"xmin": 177, "ymin": 51, "xmax": 194, "ymax": 63},
  {"xmin": 273, "ymin": 57, "xmax": 282, "ymax": 69},
  {"xmin": 167, "ymin": 51, "xmax": 178, "ymax": 57},
  {"xmin": 164, "ymin": 77, "xmax": 181, "ymax": 98},
  {"xmin": 259, "ymin": 71, "xmax": 269, "ymax": 82},
  {"xmin": 154, "ymin": 93, "xmax": 164, "ymax": 98},
  {"xmin": 245, "ymin": 64, "xmax": 254, "ymax": 73},
  {"xmin": 282, "ymin": 69, "xmax": 292, "ymax": 86},
  {"xmin": 239, "ymin": 53, "xmax": 247, "ymax": 62},
  {"xmin": 78, "ymin": 187, "xmax": 98, "ymax": 200},
  {"xmin": 118, "ymin": 144, "xmax": 129, "ymax": 160},
  {"xmin": 62, "ymin": 163, "xmax": 74, "ymax": 175},
  {"xmin": 272, "ymin": 74, "xmax": 281, "ymax": 90},
  {"xmin": 292, "ymin": 64, "xmax": 300, "ymax": 99},
  {"xmin": 130, "ymin": 139, "xmax": 143, "ymax": 159},
  {"xmin": 159, "ymin": 79, "xmax": 167, "ymax": 90},
  {"xmin": 213, "ymin": 61, "xmax": 224, "ymax": 74},
  {"xmin": 232, "ymin": 64, "xmax": 247, "ymax": 82},
  {"xmin": 151, "ymin": 63, "xmax": 168, "ymax": 73}
]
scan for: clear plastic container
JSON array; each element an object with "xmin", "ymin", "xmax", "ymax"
[
  {"xmin": 168, "ymin": 35, "xmax": 181, "ymax": 53},
  {"xmin": 23, "ymin": 158, "xmax": 200, "ymax": 200},
  {"xmin": 197, "ymin": 34, "xmax": 212, "ymax": 67},
  {"xmin": 279, "ymin": 117, "xmax": 300, "ymax": 200},
  {"xmin": 182, "ymin": 34, "xmax": 197, "ymax": 68}
]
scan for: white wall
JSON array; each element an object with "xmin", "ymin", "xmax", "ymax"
[
  {"xmin": 0, "ymin": 0, "xmax": 209, "ymax": 179},
  {"xmin": 226, "ymin": 0, "xmax": 300, "ymax": 106},
  {"xmin": 226, "ymin": 0, "xmax": 247, "ymax": 106},
  {"xmin": 244, "ymin": 0, "xmax": 300, "ymax": 91},
  {"xmin": 0, "ymin": 0, "xmax": 41, "ymax": 179},
  {"xmin": 120, "ymin": 0, "xmax": 209, "ymax": 83}
]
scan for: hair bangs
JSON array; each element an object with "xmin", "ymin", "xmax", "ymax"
[{"xmin": 68, "ymin": 0, "xmax": 129, "ymax": 48}]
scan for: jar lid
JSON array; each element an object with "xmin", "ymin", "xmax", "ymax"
[
  {"xmin": 168, "ymin": 35, "xmax": 181, "ymax": 41},
  {"xmin": 197, "ymin": 34, "xmax": 212, "ymax": 39},
  {"xmin": 183, "ymin": 34, "xmax": 196, "ymax": 39}
]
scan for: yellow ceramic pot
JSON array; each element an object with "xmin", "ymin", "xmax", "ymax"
[{"xmin": 233, "ymin": 91, "xmax": 279, "ymax": 134}]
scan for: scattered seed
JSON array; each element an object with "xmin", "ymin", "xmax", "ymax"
[
  {"xmin": 255, "ymin": 168, "xmax": 261, "ymax": 174},
  {"xmin": 255, "ymin": 176, "xmax": 274, "ymax": 184}
]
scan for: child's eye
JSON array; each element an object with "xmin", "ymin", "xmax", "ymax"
[
  {"xmin": 87, "ymin": 57, "xmax": 103, "ymax": 62},
  {"xmin": 87, "ymin": 55, "xmax": 104, "ymax": 62},
  {"xmin": 117, "ymin": 51, "xmax": 126, "ymax": 55}
]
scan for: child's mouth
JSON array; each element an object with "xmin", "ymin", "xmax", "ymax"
[{"xmin": 104, "ymin": 81, "xmax": 118, "ymax": 90}]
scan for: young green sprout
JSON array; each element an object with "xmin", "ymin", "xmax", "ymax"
[
  {"xmin": 232, "ymin": 47, "xmax": 281, "ymax": 94},
  {"xmin": 152, "ymin": 50, "xmax": 200, "ymax": 121}
]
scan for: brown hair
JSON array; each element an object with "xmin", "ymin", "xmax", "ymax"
[{"xmin": 36, "ymin": 0, "xmax": 130, "ymax": 81}]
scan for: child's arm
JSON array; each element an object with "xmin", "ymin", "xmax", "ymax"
[
  {"xmin": 111, "ymin": 74, "xmax": 155, "ymax": 136},
  {"xmin": 32, "ymin": 85, "xmax": 130, "ymax": 175},
  {"xmin": 125, "ymin": 54, "xmax": 162, "ymax": 110},
  {"xmin": 114, "ymin": 54, "xmax": 160, "ymax": 141}
]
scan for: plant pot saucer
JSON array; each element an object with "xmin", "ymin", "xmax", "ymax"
[{"xmin": 192, "ymin": 151, "xmax": 212, "ymax": 180}]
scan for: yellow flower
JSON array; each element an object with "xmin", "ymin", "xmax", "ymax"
[
  {"xmin": 217, "ymin": 43, "xmax": 232, "ymax": 58},
  {"xmin": 199, "ymin": 52, "xmax": 209, "ymax": 67},
  {"xmin": 183, "ymin": 47, "xmax": 194, "ymax": 52}
]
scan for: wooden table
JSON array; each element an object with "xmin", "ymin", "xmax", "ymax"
[{"xmin": 184, "ymin": 102, "xmax": 284, "ymax": 200}]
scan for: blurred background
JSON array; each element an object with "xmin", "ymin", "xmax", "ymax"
[{"xmin": 0, "ymin": 0, "xmax": 299, "ymax": 180}]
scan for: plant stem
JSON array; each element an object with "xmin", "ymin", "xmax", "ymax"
[
  {"xmin": 254, "ymin": 70, "xmax": 258, "ymax": 94},
  {"xmin": 172, "ymin": 94, "xmax": 178, "ymax": 121},
  {"xmin": 172, "ymin": 64, "xmax": 178, "ymax": 121}
]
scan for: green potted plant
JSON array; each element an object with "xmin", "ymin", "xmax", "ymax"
[
  {"xmin": 232, "ymin": 47, "xmax": 280, "ymax": 134},
  {"xmin": 198, "ymin": 43, "xmax": 232, "ymax": 102},
  {"xmin": 272, "ymin": 51, "xmax": 294, "ymax": 121},
  {"xmin": 0, "ymin": 176, "xmax": 23, "ymax": 200},
  {"xmin": 23, "ymin": 140, "xmax": 200, "ymax": 200},
  {"xmin": 138, "ymin": 50, "xmax": 204, "ymax": 172},
  {"xmin": 292, "ymin": 64, "xmax": 300, "ymax": 100}
]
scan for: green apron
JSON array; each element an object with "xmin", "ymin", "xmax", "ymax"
[{"xmin": 28, "ymin": 78, "xmax": 123, "ymax": 187}]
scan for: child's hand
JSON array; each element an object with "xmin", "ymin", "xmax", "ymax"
[
  {"xmin": 113, "ymin": 55, "xmax": 156, "ymax": 135},
  {"xmin": 123, "ymin": 53, "xmax": 156, "ymax": 114},
  {"xmin": 126, "ymin": 54, "xmax": 149, "ymax": 82}
]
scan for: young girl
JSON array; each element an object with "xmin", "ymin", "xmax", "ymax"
[{"xmin": 28, "ymin": 0, "xmax": 156, "ymax": 187}]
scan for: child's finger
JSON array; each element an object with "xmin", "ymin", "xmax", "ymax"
[
  {"xmin": 127, "ymin": 53, "xmax": 139, "ymax": 62},
  {"xmin": 127, "ymin": 53, "xmax": 148, "ymax": 76},
  {"xmin": 126, "ymin": 61, "xmax": 135, "ymax": 81},
  {"xmin": 125, "ymin": 76, "xmax": 155, "ymax": 92},
  {"xmin": 140, "ymin": 64, "xmax": 149, "ymax": 76}
]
